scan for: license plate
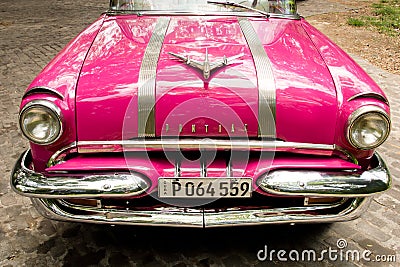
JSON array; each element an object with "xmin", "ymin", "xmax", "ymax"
[{"xmin": 158, "ymin": 178, "xmax": 252, "ymax": 198}]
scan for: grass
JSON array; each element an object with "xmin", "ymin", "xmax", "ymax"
[
  {"xmin": 347, "ymin": 0, "xmax": 400, "ymax": 36},
  {"xmin": 347, "ymin": 18, "xmax": 366, "ymax": 27}
]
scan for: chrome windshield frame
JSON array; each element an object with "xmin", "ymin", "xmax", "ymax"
[
  {"xmin": 105, "ymin": 10, "xmax": 301, "ymax": 19},
  {"xmin": 107, "ymin": 0, "xmax": 300, "ymax": 19}
]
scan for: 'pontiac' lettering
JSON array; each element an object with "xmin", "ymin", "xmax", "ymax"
[{"xmin": 163, "ymin": 123, "xmax": 249, "ymax": 134}]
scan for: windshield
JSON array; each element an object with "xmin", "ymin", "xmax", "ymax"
[{"xmin": 109, "ymin": 0, "xmax": 297, "ymax": 16}]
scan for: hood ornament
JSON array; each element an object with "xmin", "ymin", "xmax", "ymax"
[{"xmin": 168, "ymin": 48, "xmax": 244, "ymax": 79}]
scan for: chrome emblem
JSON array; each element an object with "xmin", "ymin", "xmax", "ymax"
[{"xmin": 168, "ymin": 48, "xmax": 244, "ymax": 79}]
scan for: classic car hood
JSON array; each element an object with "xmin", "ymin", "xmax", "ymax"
[{"xmin": 76, "ymin": 16, "xmax": 337, "ymax": 144}]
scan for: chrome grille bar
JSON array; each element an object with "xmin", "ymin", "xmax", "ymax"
[
  {"xmin": 174, "ymin": 157, "xmax": 181, "ymax": 177},
  {"xmin": 77, "ymin": 140, "xmax": 335, "ymax": 154},
  {"xmin": 48, "ymin": 140, "xmax": 356, "ymax": 168},
  {"xmin": 226, "ymin": 157, "xmax": 233, "ymax": 177},
  {"xmin": 200, "ymin": 157, "xmax": 207, "ymax": 177}
]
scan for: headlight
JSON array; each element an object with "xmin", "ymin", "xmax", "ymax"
[
  {"xmin": 19, "ymin": 100, "xmax": 62, "ymax": 145},
  {"xmin": 347, "ymin": 106, "xmax": 390, "ymax": 150}
]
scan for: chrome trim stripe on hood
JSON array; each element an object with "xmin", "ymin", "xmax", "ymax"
[
  {"xmin": 238, "ymin": 18, "xmax": 276, "ymax": 139},
  {"xmin": 138, "ymin": 17, "xmax": 171, "ymax": 138}
]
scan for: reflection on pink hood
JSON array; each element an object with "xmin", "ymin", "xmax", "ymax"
[{"xmin": 76, "ymin": 15, "xmax": 338, "ymax": 143}]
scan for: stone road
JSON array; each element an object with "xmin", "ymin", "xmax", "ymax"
[{"xmin": 0, "ymin": 0, "xmax": 399, "ymax": 266}]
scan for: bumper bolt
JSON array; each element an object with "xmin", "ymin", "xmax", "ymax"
[{"xmin": 103, "ymin": 184, "xmax": 112, "ymax": 190}]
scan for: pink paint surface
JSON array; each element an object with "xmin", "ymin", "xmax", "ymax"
[
  {"xmin": 156, "ymin": 17, "xmax": 258, "ymax": 137},
  {"xmin": 75, "ymin": 16, "xmax": 340, "ymax": 144},
  {"xmin": 24, "ymin": 14, "xmax": 390, "ymax": 172}
]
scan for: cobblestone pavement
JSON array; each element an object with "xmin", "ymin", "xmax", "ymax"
[{"xmin": 1, "ymin": 0, "xmax": 399, "ymax": 266}]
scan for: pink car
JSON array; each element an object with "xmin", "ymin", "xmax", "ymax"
[{"xmin": 12, "ymin": 0, "xmax": 391, "ymax": 227}]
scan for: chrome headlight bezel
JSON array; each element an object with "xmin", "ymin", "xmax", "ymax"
[
  {"xmin": 19, "ymin": 100, "xmax": 63, "ymax": 145},
  {"xmin": 346, "ymin": 106, "xmax": 390, "ymax": 150}
]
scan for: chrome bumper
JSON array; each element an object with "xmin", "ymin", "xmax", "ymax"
[
  {"xmin": 11, "ymin": 150, "xmax": 391, "ymax": 226},
  {"xmin": 12, "ymin": 150, "xmax": 391, "ymax": 199},
  {"xmin": 259, "ymin": 153, "xmax": 391, "ymax": 197},
  {"xmin": 11, "ymin": 150, "xmax": 150, "ymax": 198},
  {"xmin": 31, "ymin": 197, "xmax": 372, "ymax": 227}
]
